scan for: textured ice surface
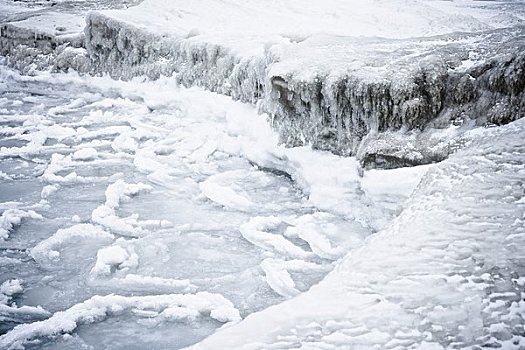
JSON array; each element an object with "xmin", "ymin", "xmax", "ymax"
[
  {"xmin": 191, "ymin": 118, "xmax": 525, "ymax": 350},
  {"xmin": 0, "ymin": 64, "xmax": 433, "ymax": 349}
]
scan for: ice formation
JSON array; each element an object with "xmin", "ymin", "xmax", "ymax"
[
  {"xmin": 191, "ymin": 118, "xmax": 525, "ymax": 350},
  {"xmin": 1, "ymin": 0, "xmax": 524, "ymax": 166},
  {"xmin": 80, "ymin": 0, "xmax": 525, "ymax": 165},
  {"xmin": 0, "ymin": 0, "xmax": 524, "ymax": 349}
]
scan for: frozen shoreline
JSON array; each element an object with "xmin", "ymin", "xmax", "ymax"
[
  {"xmin": 0, "ymin": 1, "xmax": 525, "ymax": 349},
  {"xmin": 1, "ymin": 0, "xmax": 524, "ymax": 168}
]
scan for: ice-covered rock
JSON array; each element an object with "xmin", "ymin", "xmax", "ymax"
[
  {"xmin": 2, "ymin": 0, "xmax": 524, "ymax": 168},
  {"xmin": 78, "ymin": 0, "xmax": 525, "ymax": 169}
]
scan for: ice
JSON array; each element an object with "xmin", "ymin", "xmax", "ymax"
[
  {"xmin": 40, "ymin": 185, "xmax": 58, "ymax": 200},
  {"xmin": 91, "ymin": 179, "xmax": 156, "ymax": 236},
  {"xmin": 31, "ymin": 224, "xmax": 114, "ymax": 263},
  {"xmin": 0, "ymin": 279, "xmax": 23, "ymax": 300},
  {"xmin": 190, "ymin": 118, "xmax": 525, "ymax": 349},
  {"xmin": 91, "ymin": 244, "xmax": 138, "ymax": 277},
  {"xmin": 71, "ymin": 147, "xmax": 98, "ymax": 161},
  {"xmin": 77, "ymin": 0, "xmax": 525, "ymax": 166},
  {"xmin": 260, "ymin": 258, "xmax": 325, "ymax": 298},
  {"xmin": 0, "ymin": 292, "xmax": 241, "ymax": 350},
  {"xmin": 0, "ymin": 209, "xmax": 42, "ymax": 240},
  {"xmin": 199, "ymin": 172, "xmax": 255, "ymax": 212},
  {"xmin": 240, "ymin": 216, "xmax": 313, "ymax": 260},
  {"xmin": 0, "ymin": 27, "xmax": 524, "ymax": 348},
  {"xmin": 0, "ymin": 65, "xmax": 396, "ymax": 348}
]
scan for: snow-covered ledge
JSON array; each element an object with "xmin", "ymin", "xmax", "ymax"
[
  {"xmin": 2, "ymin": 0, "xmax": 522, "ymax": 168},
  {"xmin": 83, "ymin": 0, "xmax": 525, "ymax": 168}
]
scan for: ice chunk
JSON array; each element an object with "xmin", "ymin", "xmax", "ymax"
[
  {"xmin": 71, "ymin": 147, "xmax": 98, "ymax": 161},
  {"xmin": 31, "ymin": 224, "xmax": 114, "ymax": 262},
  {"xmin": 260, "ymin": 258, "xmax": 324, "ymax": 298},
  {"xmin": 199, "ymin": 172, "xmax": 254, "ymax": 211},
  {"xmin": 91, "ymin": 244, "xmax": 138, "ymax": 277},
  {"xmin": 40, "ymin": 185, "xmax": 58, "ymax": 200},
  {"xmin": 91, "ymin": 180, "xmax": 156, "ymax": 236},
  {"xmin": 239, "ymin": 216, "xmax": 313, "ymax": 259},
  {"xmin": 0, "ymin": 209, "xmax": 43, "ymax": 240},
  {"xmin": 0, "ymin": 279, "xmax": 23, "ymax": 302},
  {"xmin": 0, "ymin": 292, "xmax": 241, "ymax": 349}
]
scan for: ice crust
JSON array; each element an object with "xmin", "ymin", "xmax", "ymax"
[
  {"xmin": 0, "ymin": 292, "xmax": 241, "ymax": 349},
  {"xmin": 1, "ymin": 0, "xmax": 524, "ymax": 167},
  {"xmin": 81, "ymin": 0, "xmax": 525, "ymax": 166},
  {"xmin": 189, "ymin": 118, "xmax": 525, "ymax": 350}
]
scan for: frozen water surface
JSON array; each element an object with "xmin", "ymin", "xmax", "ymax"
[
  {"xmin": 0, "ymin": 62, "xmax": 435, "ymax": 349},
  {"xmin": 0, "ymin": 35, "xmax": 524, "ymax": 348}
]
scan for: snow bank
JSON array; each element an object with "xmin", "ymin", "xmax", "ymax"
[
  {"xmin": 84, "ymin": 0, "xmax": 525, "ymax": 167},
  {"xmin": 189, "ymin": 118, "xmax": 525, "ymax": 349},
  {"xmin": 0, "ymin": 292, "xmax": 241, "ymax": 349}
]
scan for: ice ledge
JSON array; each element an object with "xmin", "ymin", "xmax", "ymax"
[
  {"xmin": 2, "ymin": 0, "xmax": 525, "ymax": 169},
  {"xmin": 84, "ymin": 7, "xmax": 525, "ymax": 168}
]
